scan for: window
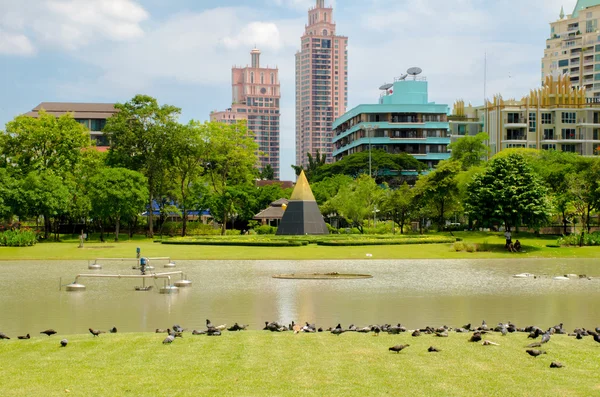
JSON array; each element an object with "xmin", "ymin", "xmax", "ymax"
[
  {"xmin": 270, "ymin": 73, "xmax": 274, "ymax": 84},
  {"xmin": 558, "ymin": 59, "xmax": 569, "ymax": 67},
  {"xmin": 507, "ymin": 129, "xmax": 525, "ymax": 140},
  {"xmin": 90, "ymin": 119, "xmax": 106, "ymax": 131},
  {"xmin": 587, "ymin": 19, "xmax": 598, "ymax": 34},
  {"xmin": 529, "ymin": 112, "xmax": 536, "ymax": 132},
  {"xmin": 323, "ymin": 29, "xmax": 328, "ymax": 36},
  {"xmin": 260, "ymin": 73, "xmax": 264, "ymax": 84},
  {"xmin": 562, "ymin": 128, "xmax": 576, "ymax": 139},
  {"xmin": 541, "ymin": 113, "xmax": 552, "ymax": 124},
  {"xmin": 562, "ymin": 144, "xmax": 577, "ymax": 152},
  {"xmin": 542, "ymin": 144, "xmax": 556, "ymax": 150},
  {"xmin": 543, "ymin": 129, "xmax": 555, "ymax": 140},
  {"xmin": 250, "ymin": 72, "xmax": 254, "ymax": 84},
  {"xmin": 507, "ymin": 112, "xmax": 522, "ymax": 123},
  {"xmin": 561, "ymin": 112, "xmax": 576, "ymax": 123}
]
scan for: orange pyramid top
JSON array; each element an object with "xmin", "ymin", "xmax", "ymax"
[{"xmin": 290, "ymin": 170, "xmax": 317, "ymax": 201}]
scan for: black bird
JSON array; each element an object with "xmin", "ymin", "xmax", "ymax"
[
  {"xmin": 428, "ymin": 346, "xmax": 441, "ymax": 352},
  {"xmin": 173, "ymin": 324, "xmax": 185, "ymax": 333},
  {"xmin": 169, "ymin": 329, "xmax": 183, "ymax": 338},
  {"xmin": 163, "ymin": 335, "xmax": 175, "ymax": 344},
  {"xmin": 389, "ymin": 344, "xmax": 410, "ymax": 353},
  {"xmin": 89, "ymin": 328, "xmax": 105, "ymax": 337},
  {"xmin": 228, "ymin": 323, "xmax": 246, "ymax": 331},
  {"xmin": 0, "ymin": 332, "xmax": 10, "ymax": 340},
  {"xmin": 372, "ymin": 326, "xmax": 381, "ymax": 336},
  {"xmin": 593, "ymin": 333, "xmax": 600, "ymax": 344},
  {"xmin": 526, "ymin": 349, "xmax": 547, "ymax": 357},
  {"xmin": 206, "ymin": 319, "xmax": 213, "ymax": 328},
  {"xmin": 541, "ymin": 332, "xmax": 551, "ymax": 344},
  {"xmin": 40, "ymin": 329, "xmax": 57, "ymax": 336},
  {"xmin": 576, "ymin": 333, "xmax": 583, "ymax": 340},
  {"xmin": 412, "ymin": 330, "xmax": 421, "ymax": 337},
  {"xmin": 550, "ymin": 361, "xmax": 564, "ymax": 368},
  {"xmin": 18, "ymin": 334, "xmax": 30, "ymax": 340},
  {"xmin": 469, "ymin": 332, "xmax": 482, "ymax": 342},
  {"xmin": 207, "ymin": 330, "xmax": 221, "ymax": 336},
  {"xmin": 109, "ymin": 327, "xmax": 117, "ymax": 333},
  {"xmin": 435, "ymin": 330, "xmax": 448, "ymax": 337},
  {"xmin": 331, "ymin": 328, "xmax": 344, "ymax": 336},
  {"xmin": 463, "ymin": 323, "xmax": 471, "ymax": 331},
  {"xmin": 192, "ymin": 329, "xmax": 206, "ymax": 335},
  {"xmin": 527, "ymin": 342, "xmax": 542, "ymax": 348},
  {"xmin": 60, "ymin": 339, "xmax": 68, "ymax": 347}
]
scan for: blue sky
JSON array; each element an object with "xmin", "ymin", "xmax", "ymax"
[{"xmin": 0, "ymin": 0, "xmax": 577, "ymax": 180}]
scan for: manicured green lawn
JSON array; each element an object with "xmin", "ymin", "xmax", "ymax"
[
  {"xmin": 0, "ymin": 331, "xmax": 598, "ymax": 396},
  {"xmin": 1, "ymin": 232, "xmax": 599, "ymax": 260}
]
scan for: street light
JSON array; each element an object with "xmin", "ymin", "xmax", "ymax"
[{"xmin": 373, "ymin": 205, "xmax": 380, "ymax": 227}]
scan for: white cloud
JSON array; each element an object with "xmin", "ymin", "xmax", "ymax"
[
  {"xmin": 223, "ymin": 22, "xmax": 283, "ymax": 50},
  {"xmin": 0, "ymin": 29, "xmax": 36, "ymax": 56},
  {"xmin": 272, "ymin": 0, "xmax": 336, "ymax": 11},
  {"xmin": 0, "ymin": 0, "xmax": 148, "ymax": 53}
]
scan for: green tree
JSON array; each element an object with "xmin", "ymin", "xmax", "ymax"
[
  {"xmin": 16, "ymin": 171, "xmax": 73, "ymax": 240},
  {"xmin": 413, "ymin": 161, "xmax": 461, "ymax": 231},
  {"xmin": 291, "ymin": 150, "xmax": 327, "ymax": 180},
  {"xmin": 259, "ymin": 164, "xmax": 275, "ymax": 180},
  {"xmin": 448, "ymin": 132, "xmax": 490, "ymax": 169},
  {"xmin": 87, "ymin": 168, "xmax": 148, "ymax": 241},
  {"xmin": 0, "ymin": 168, "xmax": 16, "ymax": 221},
  {"xmin": 0, "ymin": 110, "xmax": 90, "ymax": 176},
  {"xmin": 331, "ymin": 175, "xmax": 383, "ymax": 233},
  {"xmin": 201, "ymin": 121, "xmax": 259, "ymax": 234},
  {"xmin": 381, "ymin": 182, "xmax": 413, "ymax": 234},
  {"xmin": 466, "ymin": 153, "xmax": 549, "ymax": 231},
  {"xmin": 104, "ymin": 95, "xmax": 181, "ymax": 238}
]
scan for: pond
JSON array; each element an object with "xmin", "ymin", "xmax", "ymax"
[{"xmin": 0, "ymin": 258, "xmax": 599, "ymax": 336}]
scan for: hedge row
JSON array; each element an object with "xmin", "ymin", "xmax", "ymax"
[
  {"xmin": 0, "ymin": 229, "xmax": 38, "ymax": 247},
  {"xmin": 161, "ymin": 240, "xmax": 308, "ymax": 247},
  {"xmin": 315, "ymin": 237, "xmax": 455, "ymax": 246}
]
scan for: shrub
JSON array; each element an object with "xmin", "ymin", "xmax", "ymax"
[
  {"xmin": 453, "ymin": 242, "xmax": 465, "ymax": 252},
  {"xmin": 161, "ymin": 240, "xmax": 306, "ymax": 247},
  {"xmin": 558, "ymin": 232, "xmax": 600, "ymax": 246},
  {"xmin": 316, "ymin": 237, "xmax": 455, "ymax": 246},
  {"xmin": 465, "ymin": 243, "xmax": 476, "ymax": 253},
  {"xmin": 255, "ymin": 225, "xmax": 277, "ymax": 235},
  {"xmin": 0, "ymin": 228, "xmax": 38, "ymax": 247}
]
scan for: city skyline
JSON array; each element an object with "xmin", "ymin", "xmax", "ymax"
[{"xmin": 0, "ymin": 0, "xmax": 576, "ymax": 180}]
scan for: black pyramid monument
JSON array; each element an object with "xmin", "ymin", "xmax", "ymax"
[{"xmin": 276, "ymin": 170, "xmax": 329, "ymax": 235}]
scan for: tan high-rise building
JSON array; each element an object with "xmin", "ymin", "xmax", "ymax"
[
  {"xmin": 543, "ymin": 1, "xmax": 600, "ymax": 98},
  {"xmin": 295, "ymin": 0, "xmax": 348, "ymax": 168},
  {"xmin": 211, "ymin": 49, "xmax": 281, "ymax": 179}
]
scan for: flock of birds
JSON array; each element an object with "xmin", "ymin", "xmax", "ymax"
[{"xmin": 2, "ymin": 319, "xmax": 599, "ymax": 368}]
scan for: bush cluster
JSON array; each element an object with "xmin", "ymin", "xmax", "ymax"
[
  {"xmin": 317, "ymin": 237, "xmax": 455, "ymax": 246},
  {"xmin": 558, "ymin": 232, "xmax": 600, "ymax": 246},
  {"xmin": 162, "ymin": 240, "xmax": 307, "ymax": 247},
  {"xmin": 0, "ymin": 228, "xmax": 38, "ymax": 247},
  {"xmin": 452, "ymin": 241, "xmax": 479, "ymax": 252},
  {"xmin": 255, "ymin": 225, "xmax": 277, "ymax": 235}
]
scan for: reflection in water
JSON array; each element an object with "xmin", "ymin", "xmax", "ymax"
[{"xmin": 0, "ymin": 258, "xmax": 599, "ymax": 335}]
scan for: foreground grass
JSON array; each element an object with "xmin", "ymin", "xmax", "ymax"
[
  {"xmin": 0, "ymin": 331, "xmax": 598, "ymax": 396},
  {"xmin": 1, "ymin": 232, "xmax": 600, "ymax": 260}
]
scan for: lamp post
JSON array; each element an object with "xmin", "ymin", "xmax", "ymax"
[
  {"xmin": 373, "ymin": 205, "xmax": 380, "ymax": 227},
  {"xmin": 364, "ymin": 124, "xmax": 375, "ymax": 177}
]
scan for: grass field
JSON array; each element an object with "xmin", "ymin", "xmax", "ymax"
[
  {"xmin": 0, "ymin": 331, "xmax": 598, "ymax": 396},
  {"xmin": 1, "ymin": 232, "xmax": 600, "ymax": 261}
]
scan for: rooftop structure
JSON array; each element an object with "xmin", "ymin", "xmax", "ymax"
[
  {"xmin": 25, "ymin": 102, "xmax": 118, "ymax": 151},
  {"xmin": 211, "ymin": 49, "xmax": 281, "ymax": 179},
  {"xmin": 332, "ymin": 69, "xmax": 450, "ymax": 169},
  {"xmin": 543, "ymin": 1, "xmax": 600, "ymax": 98},
  {"xmin": 450, "ymin": 74, "xmax": 600, "ymax": 156},
  {"xmin": 295, "ymin": 0, "xmax": 348, "ymax": 168}
]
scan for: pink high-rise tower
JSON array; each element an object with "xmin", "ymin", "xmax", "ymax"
[
  {"xmin": 211, "ymin": 49, "xmax": 281, "ymax": 179},
  {"xmin": 295, "ymin": 0, "xmax": 348, "ymax": 168}
]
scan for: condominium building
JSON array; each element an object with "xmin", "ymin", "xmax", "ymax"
[
  {"xmin": 332, "ymin": 72, "xmax": 451, "ymax": 169},
  {"xmin": 25, "ymin": 102, "xmax": 118, "ymax": 151},
  {"xmin": 542, "ymin": 0, "xmax": 600, "ymax": 97},
  {"xmin": 211, "ymin": 49, "xmax": 281, "ymax": 179},
  {"xmin": 295, "ymin": 0, "xmax": 348, "ymax": 168},
  {"xmin": 449, "ymin": 74, "xmax": 600, "ymax": 156}
]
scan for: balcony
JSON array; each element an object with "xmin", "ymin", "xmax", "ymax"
[
  {"xmin": 504, "ymin": 116, "xmax": 527, "ymax": 126},
  {"xmin": 559, "ymin": 132, "xmax": 585, "ymax": 140}
]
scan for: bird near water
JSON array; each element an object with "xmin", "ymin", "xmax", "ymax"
[
  {"xmin": 89, "ymin": 328, "xmax": 105, "ymax": 337},
  {"xmin": 550, "ymin": 361, "xmax": 564, "ymax": 368},
  {"xmin": 17, "ymin": 334, "xmax": 30, "ymax": 340},
  {"xmin": 60, "ymin": 339, "xmax": 68, "ymax": 347},
  {"xmin": 163, "ymin": 335, "xmax": 175, "ymax": 344},
  {"xmin": 428, "ymin": 346, "xmax": 441, "ymax": 352},
  {"xmin": 389, "ymin": 344, "xmax": 410, "ymax": 353},
  {"xmin": 0, "ymin": 332, "xmax": 10, "ymax": 340},
  {"xmin": 40, "ymin": 329, "xmax": 57, "ymax": 336},
  {"xmin": 526, "ymin": 349, "xmax": 547, "ymax": 357},
  {"xmin": 109, "ymin": 327, "xmax": 117, "ymax": 333}
]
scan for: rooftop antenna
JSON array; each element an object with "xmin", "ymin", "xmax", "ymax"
[
  {"xmin": 398, "ymin": 74, "xmax": 408, "ymax": 80},
  {"xmin": 379, "ymin": 83, "xmax": 393, "ymax": 90},
  {"xmin": 407, "ymin": 67, "xmax": 422, "ymax": 80}
]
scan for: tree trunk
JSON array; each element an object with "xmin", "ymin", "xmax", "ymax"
[
  {"xmin": 221, "ymin": 210, "xmax": 227, "ymax": 236},
  {"xmin": 44, "ymin": 215, "xmax": 50, "ymax": 240},
  {"xmin": 562, "ymin": 210, "xmax": 568, "ymax": 235},
  {"xmin": 99, "ymin": 220, "xmax": 105, "ymax": 243},
  {"xmin": 181, "ymin": 208, "xmax": 188, "ymax": 237},
  {"xmin": 115, "ymin": 217, "xmax": 120, "ymax": 242},
  {"xmin": 399, "ymin": 219, "xmax": 405, "ymax": 234},
  {"xmin": 586, "ymin": 204, "xmax": 591, "ymax": 234},
  {"xmin": 147, "ymin": 190, "xmax": 154, "ymax": 238},
  {"xmin": 438, "ymin": 201, "xmax": 445, "ymax": 232}
]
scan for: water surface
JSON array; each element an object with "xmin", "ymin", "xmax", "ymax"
[{"xmin": 0, "ymin": 258, "xmax": 598, "ymax": 335}]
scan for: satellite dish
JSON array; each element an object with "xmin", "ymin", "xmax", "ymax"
[
  {"xmin": 398, "ymin": 74, "xmax": 408, "ymax": 81},
  {"xmin": 379, "ymin": 83, "xmax": 393, "ymax": 90},
  {"xmin": 407, "ymin": 67, "xmax": 423, "ymax": 76}
]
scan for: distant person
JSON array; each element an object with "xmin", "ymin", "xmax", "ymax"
[
  {"xmin": 504, "ymin": 230, "xmax": 512, "ymax": 247},
  {"xmin": 514, "ymin": 240, "xmax": 521, "ymax": 252}
]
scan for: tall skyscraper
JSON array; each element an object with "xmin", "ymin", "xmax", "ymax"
[
  {"xmin": 542, "ymin": 1, "xmax": 600, "ymax": 98},
  {"xmin": 295, "ymin": 0, "xmax": 348, "ymax": 168},
  {"xmin": 211, "ymin": 49, "xmax": 281, "ymax": 179}
]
